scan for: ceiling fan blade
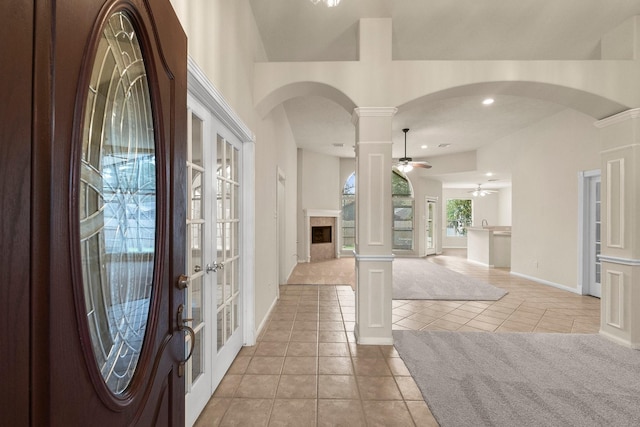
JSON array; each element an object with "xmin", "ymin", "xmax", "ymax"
[{"xmin": 410, "ymin": 161, "xmax": 432, "ymax": 169}]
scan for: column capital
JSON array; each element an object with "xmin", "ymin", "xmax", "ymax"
[{"xmin": 351, "ymin": 107, "xmax": 398, "ymax": 125}]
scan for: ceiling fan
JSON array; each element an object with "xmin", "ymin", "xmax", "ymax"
[
  {"xmin": 468, "ymin": 184, "xmax": 497, "ymax": 197},
  {"xmin": 396, "ymin": 128, "xmax": 432, "ymax": 172}
]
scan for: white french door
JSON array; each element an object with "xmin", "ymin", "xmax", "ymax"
[
  {"xmin": 185, "ymin": 95, "xmax": 244, "ymax": 426},
  {"xmin": 425, "ymin": 197, "xmax": 437, "ymax": 255},
  {"xmin": 185, "ymin": 97, "xmax": 215, "ymax": 425},
  {"xmin": 588, "ymin": 175, "xmax": 602, "ymax": 298},
  {"xmin": 213, "ymin": 131, "xmax": 243, "ymax": 385}
]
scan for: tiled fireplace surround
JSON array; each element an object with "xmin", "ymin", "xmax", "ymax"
[{"xmin": 304, "ymin": 209, "xmax": 341, "ymax": 263}]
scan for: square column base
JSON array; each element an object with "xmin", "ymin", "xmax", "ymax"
[
  {"xmin": 600, "ymin": 260, "xmax": 640, "ymax": 349},
  {"xmin": 354, "ymin": 253, "xmax": 394, "ymax": 345}
]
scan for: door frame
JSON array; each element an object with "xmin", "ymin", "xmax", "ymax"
[
  {"xmin": 186, "ymin": 57, "xmax": 256, "ymax": 347},
  {"xmin": 276, "ymin": 167, "xmax": 286, "ymax": 295},
  {"xmin": 424, "ymin": 196, "xmax": 438, "ymax": 256},
  {"xmin": 578, "ymin": 169, "xmax": 601, "ymax": 296}
]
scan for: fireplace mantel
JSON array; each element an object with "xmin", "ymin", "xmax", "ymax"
[{"xmin": 304, "ymin": 209, "xmax": 341, "ymax": 263}]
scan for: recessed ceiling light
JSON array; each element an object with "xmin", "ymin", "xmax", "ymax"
[
  {"xmin": 485, "ymin": 172, "xmax": 493, "ymax": 177},
  {"xmin": 438, "ymin": 143, "xmax": 451, "ymax": 148},
  {"xmin": 482, "ymin": 98, "xmax": 494, "ymax": 105},
  {"xmin": 421, "ymin": 145, "xmax": 428, "ymax": 149}
]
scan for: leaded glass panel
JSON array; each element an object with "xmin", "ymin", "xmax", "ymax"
[{"xmin": 79, "ymin": 11, "xmax": 156, "ymax": 395}]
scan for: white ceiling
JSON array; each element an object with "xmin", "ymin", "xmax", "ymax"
[{"xmin": 249, "ymin": 0, "xmax": 640, "ymax": 189}]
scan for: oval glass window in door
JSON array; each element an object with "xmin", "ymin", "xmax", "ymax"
[{"xmin": 78, "ymin": 10, "xmax": 156, "ymax": 395}]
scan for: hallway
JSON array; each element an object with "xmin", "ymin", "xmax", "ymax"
[{"xmin": 195, "ymin": 251, "xmax": 600, "ymax": 425}]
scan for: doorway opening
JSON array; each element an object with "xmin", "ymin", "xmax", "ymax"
[{"xmin": 579, "ymin": 170, "xmax": 601, "ymax": 298}]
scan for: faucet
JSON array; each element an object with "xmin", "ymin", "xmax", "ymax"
[{"xmin": 482, "ymin": 219, "xmax": 488, "ymax": 227}]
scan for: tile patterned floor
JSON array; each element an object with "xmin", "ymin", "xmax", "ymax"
[
  {"xmin": 195, "ymin": 250, "xmax": 601, "ymax": 426},
  {"xmin": 195, "ymin": 284, "xmax": 437, "ymax": 426}
]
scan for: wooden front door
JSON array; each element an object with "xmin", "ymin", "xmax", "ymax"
[{"xmin": 0, "ymin": 0, "xmax": 187, "ymax": 425}]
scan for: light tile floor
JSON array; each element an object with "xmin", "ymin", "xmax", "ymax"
[
  {"xmin": 195, "ymin": 284, "xmax": 436, "ymax": 426},
  {"xmin": 195, "ymin": 250, "xmax": 601, "ymax": 426}
]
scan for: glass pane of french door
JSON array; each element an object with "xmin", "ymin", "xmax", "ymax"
[
  {"xmin": 215, "ymin": 135, "xmax": 241, "ymax": 352},
  {"xmin": 185, "ymin": 99, "xmax": 215, "ymax": 426},
  {"xmin": 589, "ymin": 177, "xmax": 601, "ymax": 298},
  {"xmin": 426, "ymin": 198, "xmax": 436, "ymax": 255}
]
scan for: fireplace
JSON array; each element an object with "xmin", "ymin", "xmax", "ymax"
[
  {"xmin": 312, "ymin": 226, "xmax": 332, "ymax": 244},
  {"xmin": 304, "ymin": 209, "xmax": 341, "ymax": 263}
]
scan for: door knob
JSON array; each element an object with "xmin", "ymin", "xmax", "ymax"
[
  {"xmin": 194, "ymin": 265, "xmax": 202, "ymax": 273},
  {"xmin": 177, "ymin": 274, "xmax": 189, "ymax": 290}
]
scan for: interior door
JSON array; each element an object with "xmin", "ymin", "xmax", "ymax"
[
  {"xmin": 29, "ymin": 1, "xmax": 187, "ymax": 425},
  {"xmin": 588, "ymin": 176, "xmax": 602, "ymax": 297},
  {"xmin": 213, "ymin": 132, "xmax": 244, "ymax": 388},
  {"xmin": 185, "ymin": 97, "xmax": 216, "ymax": 425},
  {"xmin": 425, "ymin": 197, "xmax": 437, "ymax": 255}
]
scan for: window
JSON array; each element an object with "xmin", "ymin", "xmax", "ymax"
[
  {"xmin": 341, "ymin": 173, "xmax": 355, "ymax": 250},
  {"xmin": 446, "ymin": 199, "xmax": 472, "ymax": 236},
  {"xmin": 392, "ymin": 169, "xmax": 414, "ymax": 250},
  {"xmin": 341, "ymin": 169, "xmax": 415, "ymax": 251}
]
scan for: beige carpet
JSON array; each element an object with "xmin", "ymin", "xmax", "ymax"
[
  {"xmin": 393, "ymin": 258, "xmax": 507, "ymax": 300},
  {"xmin": 394, "ymin": 330, "xmax": 640, "ymax": 427}
]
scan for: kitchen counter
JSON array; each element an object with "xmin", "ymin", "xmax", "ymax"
[{"xmin": 467, "ymin": 226, "xmax": 511, "ymax": 268}]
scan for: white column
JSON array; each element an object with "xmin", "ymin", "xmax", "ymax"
[
  {"xmin": 595, "ymin": 109, "xmax": 640, "ymax": 349},
  {"xmin": 352, "ymin": 107, "xmax": 397, "ymax": 345}
]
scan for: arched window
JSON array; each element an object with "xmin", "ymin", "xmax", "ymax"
[
  {"xmin": 392, "ymin": 168, "xmax": 415, "ymax": 251},
  {"xmin": 341, "ymin": 169, "xmax": 415, "ymax": 252}
]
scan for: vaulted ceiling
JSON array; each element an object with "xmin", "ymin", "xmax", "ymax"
[{"xmin": 249, "ymin": 0, "xmax": 640, "ymax": 188}]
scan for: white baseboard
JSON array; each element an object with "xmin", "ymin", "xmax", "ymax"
[
  {"xmin": 357, "ymin": 336, "xmax": 394, "ymax": 345},
  {"xmin": 254, "ymin": 295, "xmax": 278, "ymax": 340},
  {"xmin": 599, "ymin": 330, "xmax": 640, "ymax": 350},
  {"xmin": 510, "ymin": 271, "xmax": 580, "ymax": 294},
  {"xmin": 466, "ymin": 259, "xmax": 493, "ymax": 267},
  {"xmin": 354, "ymin": 327, "xmax": 394, "ymax": 345}
]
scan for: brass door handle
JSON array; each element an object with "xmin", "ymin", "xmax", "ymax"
[
  {"xmin": 177, "ymin": 274, "xmax": 190, "ymax": 290},
  {"xmin": 176, "ymin": 304, "xmax": 195, "ymax": 377}
]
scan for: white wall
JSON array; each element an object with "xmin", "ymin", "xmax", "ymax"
[
  {"xmin": 275, "ymin": 109, "xmax": 299, "ymax": 283},
  {"xmin": 498, "ymin": 187, "xmax": 512, "ymax": 225},
  {"xmin": 507, "ymin": 109, "xmax": 600, "ymax": 290},
  {"xmin": 299, "ymin": 149, "xmax": 341, "ymax": 210}
]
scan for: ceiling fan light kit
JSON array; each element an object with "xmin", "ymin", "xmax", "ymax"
[
  {"xmin": 397, "ymin": 128, "xmax": 432, "ymax": 172},
  {"xmin": 470, "ymin": 184, "xmax": 496, "ymax": 197}
]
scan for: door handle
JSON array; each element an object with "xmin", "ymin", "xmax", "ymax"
[
  {"xmin": 177, "ymin": 274, "xmax": 190, "ymax": 290},
  {"xmin": 194, "ymin": 265, "xmax": 202, "ymax": 273},
  {"xmin": 206, "ymin": 262, "xmax": 224, "ymax": 273},
  {"xmin": 176, "ymin": 303, "xmax": 195, "ymax": 377}
]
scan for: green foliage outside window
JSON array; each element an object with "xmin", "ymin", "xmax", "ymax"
[
  {"xmin": 341, "ymin": 170, "xmax": 415, "ymax": 251},
  {"xmin": 446, "ymin": 199, "xmax": 472, "ymax": 236},
  {"xmin": 392, "ymin": 169, "xmax": 411, "ymax": 196}
]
